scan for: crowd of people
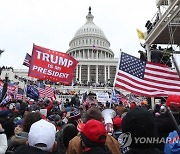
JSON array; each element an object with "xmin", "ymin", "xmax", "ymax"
[{"xmin": 0, "ymin": 92, "xmax": 180, "ymax": 154}]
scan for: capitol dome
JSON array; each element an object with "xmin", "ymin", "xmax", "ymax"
[
  {"xmin": 66, "ymin": 7, "xmax": 118, "ymax": 86},
  {"xmin": 74, "ymin": 22, "xmax": 106, "ymax": 39},
  {"xmin": 67, "ymin": 7, "xmax": 114, "ymax": 59},
  {"xmin": 74, "ymin": 11, "xmax": 106, "ymax": 39}
]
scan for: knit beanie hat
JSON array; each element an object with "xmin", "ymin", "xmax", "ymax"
[{"xmin": 122, "ymin": 107, "xmax": 157, "ymax": 148}]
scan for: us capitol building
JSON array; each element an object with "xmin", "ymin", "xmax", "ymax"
[
  {"xmin": 67, "ymin": 7, "xmax": 118, "ymax": 86},
  {"xmin": 0, "ymin": 7, "xmax": 119, "ymax": 90}
]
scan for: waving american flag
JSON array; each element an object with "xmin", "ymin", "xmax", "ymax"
[{"xmin": 114, "ymin": 52, "xmax": 180, "ymax": 97}]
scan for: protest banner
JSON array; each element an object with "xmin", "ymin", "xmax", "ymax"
[{"xmin": 28, "ymin": 44, "xmax": 79, "ymax": 85}]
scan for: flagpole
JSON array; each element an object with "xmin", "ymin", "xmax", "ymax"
[
  {"xmin": 167, "ymin": 107, "xmax": 180, "ymax": 137},
  {"xmin": 113, "ymin": 49, "xmax": 122, "ymax": 88},
  {"xmin": 109, "ymin": 88, "xmax": 114, "ymax": 108},
  {"xmin": 145, "ymin": 43, "xmax": 155, "ymax": 109},
  {"xmin": 23, "ymin": 81, "xmax": 27, "ymax": 102},
  {"xmin": 0, "ymin": 91, "xmax": 7, "ymax": 105},
  {"xmin": 112, "ymin": 49, "xmax": 122, "ymax": 107}
]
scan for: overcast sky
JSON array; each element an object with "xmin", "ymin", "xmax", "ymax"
[{"xmin": 0, "ymin": 0, "xmax": 160, "ymax": 69}]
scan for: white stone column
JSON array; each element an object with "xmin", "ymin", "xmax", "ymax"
[
  {"xmin": 83, "ymin": 49, "xmax": 85, "ymax": 59},
  {"xmin": 79, "ymin": 65, "xmax": 82, "ymax": 83},
  {"xmin": 96, "ymin": 50, "xmax": 98, "ymax": 59},
  {"xmin": 76, "ymin": 51, "xmax": 78, "ymax": 58},
  {"xmin": 96, "ymin": 65, "xmax": 98, "ymax": 83},
  {"xmin": 108, "ymin": 66, "xmax": 110, "ymax": 80},
  {"xmin": 87, "ymin": 65, "xmax": 90, "ymax": 82},
  {"xmin": 79, "ymin": 50, "xmax": 80, "ymax": 58},
  {"xmin": 90, "ymin": 50, "xmax": 91, "ymax": 59},
  {"xmin": 82, "ymin": 50, "xmax": 84, "ymax": 58},
  {"xmin": 104, "ymin": 65, "xmax": 107, "ymax": 83},
  {"xmin": 76, "ymin": 65, "xmax": 79, "ymax": 80},
  {"xmin": 88, "ymin": 49, "xmax": 89, "ymax": 59}
]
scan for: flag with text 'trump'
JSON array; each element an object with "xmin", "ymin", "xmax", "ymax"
[{"xmin": 28, "ymin": 44, "xmax": 79, "ymax": 85}]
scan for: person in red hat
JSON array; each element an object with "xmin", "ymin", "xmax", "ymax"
[
  {"xmin": 80, "ymin": 119, "xmax": 112, "ymax": 154},
  {"xmin": 113, "ymin": 116, "xmax": 122, "ymax": 140},
  {"xmin": 66, "ymin": 107, "xmax": 121, "ymax": 154}
]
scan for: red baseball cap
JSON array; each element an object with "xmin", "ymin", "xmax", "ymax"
[
  {"xmin": 166, "ymin": 95, "xmax": 180, "ymax": 111},
  {"xmin": 81, "ymin": 119, "xmax": 106, "ymax": 145},
  {"xmin": 113, "ymin": 116, "xmax": 122, "ymax": 128}
]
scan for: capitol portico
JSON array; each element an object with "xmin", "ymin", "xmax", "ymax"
[{"xmin": 67, "ymin": 7, "xmax": 118, "ymax": 85}]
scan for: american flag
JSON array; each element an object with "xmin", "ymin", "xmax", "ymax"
[
  {"xmin": 16, "ymin": 88, "xmax": 24, "ymax": 100},
  {"xmin": 23, "ymin": 53, "xmax": 31, "ymax": 67},
  {"xmin": 114, "ymin": 52, "xmax": 180, "ymax": 97},
  {"xmin": 111, "ymin": 89, "xmax": 119, "ymax": 103},
  {"xmin": 38, "ymin": 83, "xmax": 45, "ymax": 98},
  {"xmin": 45, "ymin": 85, "xmax": 55, "ymax": 99},
  {"xmin": 111, "ymin": 89, "xmax": 128, "ymax": 105},
  {"xmin": 7, "ymin": 83, "xmax": 17, "ymax": 95}
]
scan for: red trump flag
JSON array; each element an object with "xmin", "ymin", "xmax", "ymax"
[{"xmin": 28, "ymin": 44, "xmax": 79, "ymax": 85}]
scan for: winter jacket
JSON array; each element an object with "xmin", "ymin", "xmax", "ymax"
[
  {"xmin": 66, "ymin": 134, "xmax": 121, "ymax": 154},
  {"xmin": 13, "ymin": 145, "xmax": 51, "ymax": 154}
]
